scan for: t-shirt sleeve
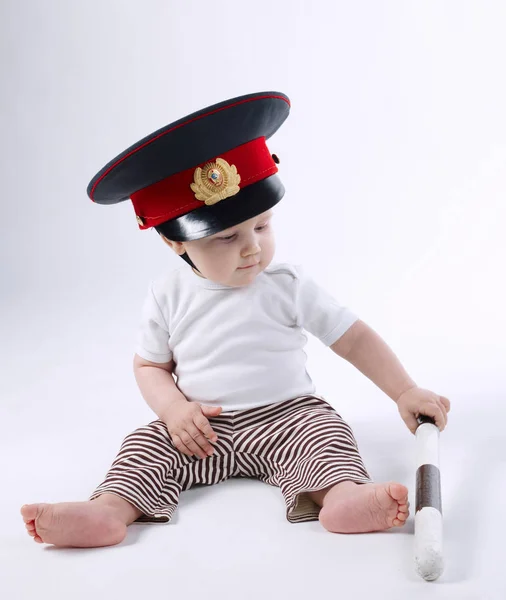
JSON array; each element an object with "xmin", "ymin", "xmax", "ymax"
[
  {"xmin": 294, "ymin": 265, "xmax": 359, "ymax": 346},
  {"xmin": 135, "ymin": 281, "xmax": 173, "ymax": 363}
]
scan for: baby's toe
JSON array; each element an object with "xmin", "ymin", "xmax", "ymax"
[
  {"xmin": 24, "ymin": 518, "xmax": 38, "ymax": 538},
  {"xmin": 21, "ymin": 504, "xmax": 40, "ymax": 523},
  {"xmin": 388, "ymin": 483, "xmax": 409, "ymax": 503},
  {"xmin": 396, "ymin": 510, "xmax": 408, "ymax": 522}
]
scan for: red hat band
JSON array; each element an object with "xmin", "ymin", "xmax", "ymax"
[{"xmin": 131, "ymin": 136, "xmax": 277, "ymax": 230}]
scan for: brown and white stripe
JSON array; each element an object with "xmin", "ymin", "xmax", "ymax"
[{"xmin": 90, "ymin": 395, "xmax": 372, "ymax": 523}]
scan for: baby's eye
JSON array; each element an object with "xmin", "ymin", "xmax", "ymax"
[{"xmin": 218, "ymin": 223, "xmax": 268, "ymax": 242}]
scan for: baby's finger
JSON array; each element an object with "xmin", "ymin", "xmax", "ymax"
[
  {"xmin": 172, "ymin": 434, "xmax": 193, "ymax": 457},
  {"xmin": 436, "ymin": 398, "xmax": 448, "ymax": 426},
  {"xmin": 193, "ymin": 414, "xmax": 218, "ymax": 443},
  {"xmin": 421, "ymin": 403, "xmax": 445, "ymax": 431},
  {"xmin": 400, "ymin": 410, "xmax": 419, "ymax": 434},
  {"xmin": 179, "ymin": 431, "xmax": 207, "ymax": 459},
  {"xmin": 439, "ymin": 396, "xmax": 451, "ymax": 413},
  {"xmin": 186, "ymin": 424, "xmax": 215, "ymax": 456}
]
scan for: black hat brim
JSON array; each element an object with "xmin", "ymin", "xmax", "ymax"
[{"xmin": 155, "ymin": 174, "xmax": 284, "ymax": 241}]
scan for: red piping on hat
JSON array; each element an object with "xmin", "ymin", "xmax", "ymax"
[{"xmin": 90, "ymin": 94, "xmax": 290, "ymax": 201}]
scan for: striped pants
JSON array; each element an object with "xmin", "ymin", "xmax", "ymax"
[{"xmin": 90, "ymin": 395, "xmax": 372, "ymax": 523}]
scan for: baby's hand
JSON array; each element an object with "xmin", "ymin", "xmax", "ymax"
[
  {"xmin": 396, "ymin": 386, "xmax": 451, "ymax": 434},
  {"xmin": 161, "ymin": 400, "xmax": 222, "ymax": 459}
]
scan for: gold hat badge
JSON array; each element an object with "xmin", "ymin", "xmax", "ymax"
[{"xmin": 190, "ymin": 158, "xmax": 241, "ymax": 206}]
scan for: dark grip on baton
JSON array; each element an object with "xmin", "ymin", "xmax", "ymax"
[{"xmin": 416, "ymin": 464, "xmax": 442, "ymax": 514}]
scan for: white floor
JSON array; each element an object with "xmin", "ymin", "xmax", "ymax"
[{"xmin": 2, "ymin": 301, "xmax": 505, "ymax": 600}]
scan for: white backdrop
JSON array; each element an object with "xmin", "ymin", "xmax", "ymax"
[{"xmin": 1, "ymin": 1, "xmax": 505, "ymax": 599}]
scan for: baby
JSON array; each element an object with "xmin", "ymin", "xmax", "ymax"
[{"xmin": 21, "ymin": 91, "xmax": 450, "ymax": 547}]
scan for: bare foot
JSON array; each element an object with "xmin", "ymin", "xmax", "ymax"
[
  {"xmin": 318, "ymin": 481, "xmax": 410, "ymax": 534},
  {"xmin": 20, "ymin": 496, "xmax": 139, "ymax": 547}
]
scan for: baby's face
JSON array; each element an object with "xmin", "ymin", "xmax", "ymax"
[{"xmin": 164, "ymin": 209, "xmax": 276, "ymax": 287}]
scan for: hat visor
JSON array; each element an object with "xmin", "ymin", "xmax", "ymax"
[{"xmin": 155, "ymin": 174, "xmax": 284, "ymax": 242}]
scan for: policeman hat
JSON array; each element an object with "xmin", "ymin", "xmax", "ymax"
[{"xmin": 87, "ymin": 91, "xmax": 290, "ymax": 243}]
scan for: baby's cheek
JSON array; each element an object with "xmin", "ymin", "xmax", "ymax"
[{"xmin": 264, "ymin": 239, "xmax": 275, "ymax": 261}]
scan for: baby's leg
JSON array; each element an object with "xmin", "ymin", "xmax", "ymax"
[
  {"xmin": 20, "ymin": 493, "xmax": 142, "ymax": 548},
  {"xmin": 244, "ymin": 395, "xmax": 410, "ymax": 531}
]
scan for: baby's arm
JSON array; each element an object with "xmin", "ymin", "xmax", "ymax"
[
  {"xmin": 330, "ymin": 320, "xmax": 416, "ymax": 402},
  {"xmin": 133, "ymin": 354, "xmax": 187, "ymax": 420},
  {"xmin": 330, "ymin": 320, "xmax": 450, "ymax": 432}
]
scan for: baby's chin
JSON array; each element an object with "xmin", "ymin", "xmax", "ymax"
[
  {"xmin": 218, "ymin": 265, "xmax": 262, "ymax": 287},
  {"xmin": 199, "ymin": 259, "xmax": 268, "ymax": 287},
  {"xmin": 237, "ymin": 264, "xmax": 267, "ymax": 284}
]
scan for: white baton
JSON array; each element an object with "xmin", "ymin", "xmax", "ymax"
[{"xmin": 414, "ymin": 415, "xmax": 444, "ymax": 581}]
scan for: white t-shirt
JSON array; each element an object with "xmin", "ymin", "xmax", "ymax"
[{"xmin": 136, "ymin": 262, "xmax": 359, "ymax": 412}]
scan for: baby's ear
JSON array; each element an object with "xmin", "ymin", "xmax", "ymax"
[{"xmin": 160, "ymin": 235, "xmax": 186, "ymax": 255}]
